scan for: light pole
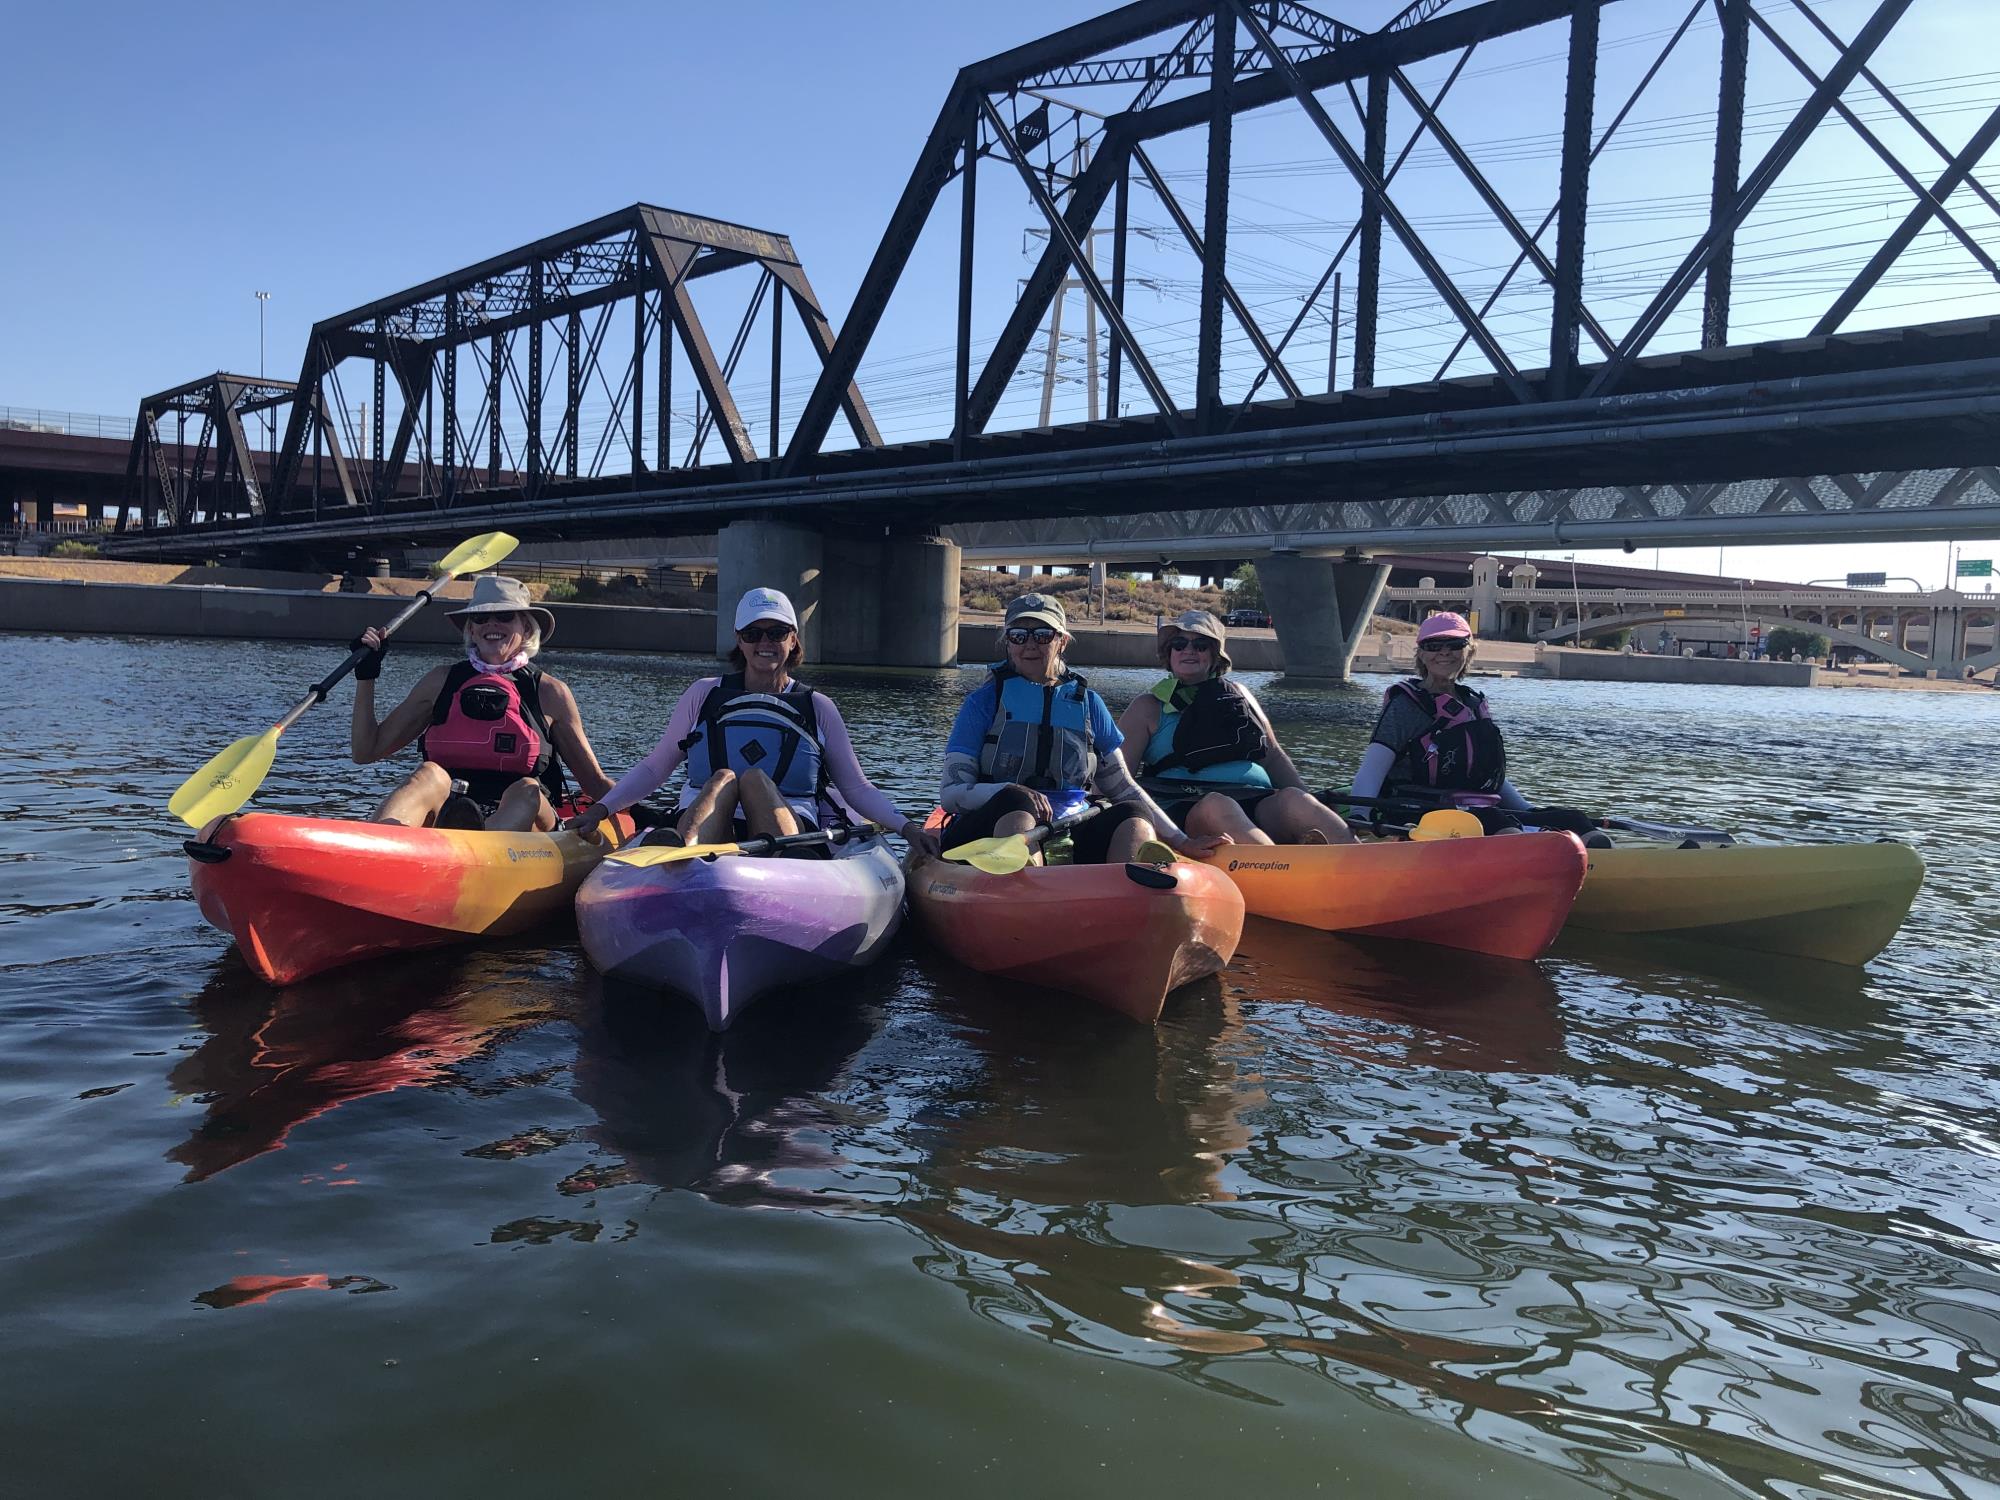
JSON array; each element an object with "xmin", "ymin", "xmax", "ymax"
[
  {"xmin": 1566, "ymin": 553, "xmax": 1584, "ymax": 645},
  {"xmin": 255, "ymin": 291, "xmax": 271, "ymax": 455}
]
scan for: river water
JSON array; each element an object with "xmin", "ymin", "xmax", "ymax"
[{"xmin": 3, "ymin": 634, "xmax": 1997, "ymax": 1498}]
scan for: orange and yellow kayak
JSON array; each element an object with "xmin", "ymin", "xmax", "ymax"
[
  {"xmin": 1203, "ymin": 831, "xmax": 1588, "ymax": 961},
  {"xmin": 908, "ymin": 853, "xmax": 1245, "ymax": 1023},
  {"xmin": 188, "ymin": 811, "xmax": 632, "ymax": 985}
]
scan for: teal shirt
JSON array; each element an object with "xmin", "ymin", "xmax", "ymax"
[{"xmin": 1141, "ymin": 678, "xmax": 1273, "ymax": 789}]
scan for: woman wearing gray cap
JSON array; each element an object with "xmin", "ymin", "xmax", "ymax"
[
  {"xmin": 349, "ymin": 572, "xmax": 615, "ymax": 831},
  {"xmin": 936, "ymin": 593, "xmax": 1230, "ymax": 865},
  {"xmin": 1119, "ymin": 610, "xmax": 1354, "ymax": 846}
]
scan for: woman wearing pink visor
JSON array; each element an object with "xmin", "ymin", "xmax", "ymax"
[{"xmin": 1350, "ymin": 612, "xmax": 1602, "ymax": 841}]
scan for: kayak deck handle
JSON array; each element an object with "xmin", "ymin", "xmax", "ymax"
[
  {"xmin": 183, "ymin": 839, "xmax": 232, "ymax": 864},
  {"xmin": 1124, "ymin": 863, "xmax": 1179, "ymax": 891}
]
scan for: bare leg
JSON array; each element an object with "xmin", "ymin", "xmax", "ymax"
[
  {"xmin": 676, "ymin": 770, "xmax": 741, "ymax": 843},
  {"xmin": 487, "ymin": 777, "xmax": 556, "ymax": 833},
  {"xmin": 375, "ymin": 761, "xmax": 453, "ymax": 827},
  {"xmin": 1253, "ymin": 787, "xmax": 1355, "ymax": 845},
  {"xmin": 1106, "ymin": 815, "xmax": 1158, "ymax": 864},
  {"xmin": 734, "ymin": 768, "xmax": 801, "ymax": 840},
  {"xmin": 1189, "ymin": 792, "xmax": 1274, "ymax": 846}
]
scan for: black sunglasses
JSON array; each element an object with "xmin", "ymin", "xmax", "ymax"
[
  {"xmin": 467, "ymin": 611, "xmax": 525, "ymax": 625},
  {"xmin": 1166, "ymin": 635, "xmax": 1216, "ymax": 653},
  {"xmin": 1005, "ymin": 626, "xmax": 1059, "ymax": 645},
  {"xmin": 1419, "ymin": 638, "xmax": 1468, "ymax": 653},
  {"xmin": 737, "ymin": 623, "xmax": 794, "ymax": 644}
]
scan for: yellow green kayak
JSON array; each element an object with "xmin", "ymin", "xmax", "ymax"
[{"xmin": 1567, "ymin": 841, "xmax": 1925, "ymax": 966}]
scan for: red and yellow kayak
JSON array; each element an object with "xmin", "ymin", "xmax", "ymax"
[
  {"xmin": 1203, "ymin": 831, "xmax": 1588, "ymax": 961},
  {"xmin": 188, "ymin": 811, "xmax": 633, "ymax": 986},
  {"xmin": 908, "ymin": 853, "xmax": 1246, "ymax": 1023}
]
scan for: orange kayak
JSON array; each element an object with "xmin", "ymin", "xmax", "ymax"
[
  {"xmin": 188, "ymin": 810, "xmax": 632, "ymax": 985},
  {"xmin": 1203, "ymin": 831, "xmax": 1587, "ymax": 961},
  {"xmin": 908, "ymin": 853, "xmax": 1245, "ymax": 1023}
]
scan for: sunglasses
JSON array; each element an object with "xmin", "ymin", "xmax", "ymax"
[
  {"xmin": 737, "ymin": 624, "xmax": 794, "ymax": 644},
  {"xmin": 1005, "ymin": 626, "xmax": 1059, "ymax": 646},
  {"xmin": 467, "ymin": 611, "xmax": 525, "ymax": 625},
  {"xmin": 1166, "ymin": 635, "xmax": 1216, "ymax": 653},
  {"xmin": 1419, "ymin": 638, "xmax": 1468, "ymax": 653}
]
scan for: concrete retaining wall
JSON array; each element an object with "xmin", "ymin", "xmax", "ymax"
[
  {"xmin": 1533, "ymin": 649, "xmax": 1815, "ymax": 686},
  {"xmin": 955, "ymin": 621, "xmax": 1285, "ymax": 671},
  {"xmin": 0, "ymin": 577, "xmax": 713, "ymax": 655}
]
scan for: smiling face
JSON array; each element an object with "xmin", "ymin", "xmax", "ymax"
[
  {"xmin": 1165, "ymin": 631, "xmax": 1219, "ymax": 684},
  {"xmin": 464, "ymin": 610, "xmax": 529, "ymax": 664},
  {"xmin": 1417, "ymin": 635, "xmax": 1469, "ymax": 687},
  {"xmin": 1004, "ymin": 622, "xmax": 1065, "ymax": 682},
  {"xmin": 736, "ymin": 619, "xmax": 796, "ymax": 679}
]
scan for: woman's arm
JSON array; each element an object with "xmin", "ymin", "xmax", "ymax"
[
  {"xmin": 593, "ymin": 679, "xmax": 710, "ymax": 813},
  {"xmin": 352, "ymin": 665, "xmax": 447, "ymax": 765},
  {"xmin": 1235, "ymin": 684, "xmax": 1306, "ymax": 791},
  {"xmin": 1114, "ymin": 693, "xmax": 1161, "ymax": 762},
  {"xmin": 539, "ymin": 676, "xmax": 614, "ymax": 800},
  {"xmin": 1093, "ymin": 747, "xmax": 1189, "ymax": 847},
  {"xmin": 1349, "ymin": 742, "xmax": 1397, "ymax": 800}
]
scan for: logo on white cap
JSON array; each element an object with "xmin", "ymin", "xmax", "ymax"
[{"xmin": 733, "ymin": 587, "xmax": 800, "ymax": 631}]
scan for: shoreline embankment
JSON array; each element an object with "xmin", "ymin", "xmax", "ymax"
[{"xmin": 3, "ymin": 572, "xmax": 1990, "ymax": 692}]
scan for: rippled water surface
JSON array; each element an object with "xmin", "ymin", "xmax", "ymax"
[{"xmin": 4, "ymin": 634, "xmax": 1998, "ymax": 1497}]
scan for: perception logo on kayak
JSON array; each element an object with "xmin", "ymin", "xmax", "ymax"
[
  {"xmin": 506, "ymin": 846, "xmax": 557, "ymax": 862},
  {"xmin": 1227, "ymin": 859, "xmax": 1292, "ymax": 872}
]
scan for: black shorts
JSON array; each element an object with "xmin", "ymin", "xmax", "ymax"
[
  {"xmin": 1156, "ymin": 786, "xmax": 1276, "ymax": 828},
  {"xmin": 940, "ymin": 786, "xmax": 1147, "ymax": 866}
]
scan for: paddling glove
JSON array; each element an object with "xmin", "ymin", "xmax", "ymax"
[{"xmin": 351, "ymin": 636, "xmax": 386, "ymax": 681}]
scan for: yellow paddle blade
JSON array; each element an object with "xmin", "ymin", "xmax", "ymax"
[
  {"xmin": 1409, "ymin": 808, "xmax": 1485, "ymax": 842},
  {"xmin": 433, "ymin": 531, "xmax": 519, "ymax": 578},
  {"xmin": 606, "ymin": 840, "xmax": 744, "ymax": 868},
  {"xmin": 169, "ymin": 726, "xmax": 279, "ymax": 828},
  {"xmin": 940, "ymin": 834, "xmax": 1034, "ymax": 875}
]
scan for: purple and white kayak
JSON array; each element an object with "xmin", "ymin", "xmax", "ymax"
[{"xmin": 575, "ymin": 834, "xmax": 905, "ymax": 1030}]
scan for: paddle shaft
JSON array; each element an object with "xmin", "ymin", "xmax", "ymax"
[{"xmin": 1323, "ymin": 788, "xmax": 1732, "ymax": 845}]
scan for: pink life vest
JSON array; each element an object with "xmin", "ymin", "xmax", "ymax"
[{"xmin": 420, "ymin": 662, "xmax": 551, "ymax": 779}]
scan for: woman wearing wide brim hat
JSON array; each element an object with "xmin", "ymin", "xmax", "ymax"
[
  {"xmin": 1349, "ymin": 611, "xmax": 1604, "ymax": 840},
  {"xmin": 1116, "ymin": 609, "xmax": 1354, "ymax": 847},
  {"xmin": 348, "ymin": 572, "xmax": 615, "ymax": 832}
]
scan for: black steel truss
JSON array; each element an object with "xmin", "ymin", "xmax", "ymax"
[
  {"xmin": 118, "ymin": 373, "xmax": 299, "ymax": 534},
  {"xmin": 249, "ymin": 205, "xmax": 878, "ymax": 523},
  {"xmin": 782, "ymin": 0, "xmax": 2000, "ymax": 473}
]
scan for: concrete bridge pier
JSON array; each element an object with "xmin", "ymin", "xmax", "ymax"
[
  {"xmin": 717, "ymin": 517, "xmax": 959, "ymax": 668},
  {"xmin": 1259, "ymin": 550, "xmax": 1389, "ymax": 684}
]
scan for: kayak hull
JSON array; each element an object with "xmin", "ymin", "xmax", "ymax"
[
  {"xmin": 1568, "ymin": 840, "xmax": 1925, "ymax": 966},
  {"xmin": 908, "ymin": 854, "xmax": 1245, "ymax": 1023},
  {"xmin": 575, "ymin": 837, "xmax": 906, "ymax": 1030},
  {"xmin": 188, "ymin": 811, "xmax": 631, "ymax": 986},
  {"xmin": 1207, "ymin": 831, "xmax": 1586, "ymax": 961}
]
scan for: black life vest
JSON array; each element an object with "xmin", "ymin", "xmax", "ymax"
[
  {"xmin": 1384, "ymin": 677, "xmax": 1506, "ymax": 793},
  {"xmin": 420, "ymin": 660, "xmax": 565, "ymax": 806},
  {"xmin": 1146, "ymin": 677, "xmax": 1269, "ymax": 775}
]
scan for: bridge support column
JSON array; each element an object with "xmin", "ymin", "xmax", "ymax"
[
  {"xmin": 1930, "ymin": 606, "xmax": 1966, "ymax": 674},
  {"xmin": 1260, "ymin": 551, "xmax": 1388, "ymax": 683},
  {"xmin": 718, "ymin": 519, "xmax": 958, "ymax": 668}
]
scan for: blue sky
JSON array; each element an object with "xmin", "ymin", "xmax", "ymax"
[{"xmin": 3, "ymin": 0, "xmax": 1994, "ymax": 587}]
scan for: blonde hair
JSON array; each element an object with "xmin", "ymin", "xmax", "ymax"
[
  {"xmin": 461, "ymin": 619, "xmax": 542, "ymax": 661},
  {"xmin": 995, "ymin": 625, "xmax": 1070, "ymax": 680}
]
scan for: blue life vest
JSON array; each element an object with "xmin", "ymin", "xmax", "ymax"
[
  {"xmin": 977, "ymin": 664, "xmax": 1097, "ymax": 793},
  {"xmin": 1141, "ymin": 676, "xmax": 1272, "ymax": 788},
  {"xmin": 677, "ymin": 674, "xmax": 826, "ymax": 821}
]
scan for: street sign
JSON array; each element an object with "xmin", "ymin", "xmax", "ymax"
[
  {"xmin": 1846, "ymin": 571, "xmax": 1887, "ymax": 587},
  {"xmin": 1663, "ymin": 607, "xmax": 1685, "ymax": 617},
  {"xmin": 1751, "ymin": 625, "xmax": 1762, "ymax": 636},
  {"xmin": 1958, "ymin": 558, "xmax": 1993, "ymax": 578}
]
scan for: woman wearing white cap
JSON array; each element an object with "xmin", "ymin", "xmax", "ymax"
[
  {"xmin": 349, "ymin": 572, "xmax": 615, "ymax": 831},
  {"xmin": 936, "ymin": 592, "xmax": 1230, "ymax": 865},
  {"xmin": 1118, "ymin": 609, "xmax": 1354, "ymax": 846},
  {"xmin": 1350, "ymin": 611, "xmax": 1600, "ymax": 839},
  {"xmin": 572, "ymin": 588, "xmax": 940, "ymax": 856}
]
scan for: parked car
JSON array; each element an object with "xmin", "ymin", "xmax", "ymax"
[{"xmin": 1223, "ymin": 608, "xmax": 1271, "ymax": 629}]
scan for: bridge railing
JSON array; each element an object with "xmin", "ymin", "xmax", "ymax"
[{"xmin": 0, "ymin": 407, "xmax": 131, "ymax": 441}]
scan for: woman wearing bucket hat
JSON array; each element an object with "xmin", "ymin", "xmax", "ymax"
[
  {"xmin": 571, "ymin": 587, "xmax": 939, "ymax": 856},
  {"xmin": 1349, "ymin": 611, "xmax": 1602, "ymax": 839},
  {"xmin": 349, "ymin": 572, "xmax": 616, "ymax": 831},
  {"xmin": 934, "ymin": 593, "xmax": 1232, "ymax": 865},
  {"xmin": 1117, "ymin": 610, "xmax": 1354, "ymax": 847}
]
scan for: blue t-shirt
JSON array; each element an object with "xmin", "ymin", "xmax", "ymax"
[{"xmin": 945, "ymin": 674, "xmax": 1124, "ymax": 763}]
